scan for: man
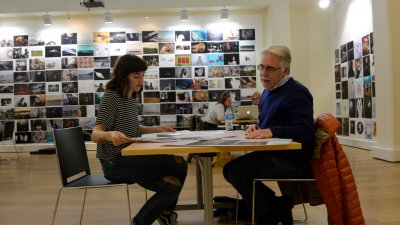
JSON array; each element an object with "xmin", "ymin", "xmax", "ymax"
[{"xmin": 223, "ymin": 45, "xmax": 314, "ymax": 225}]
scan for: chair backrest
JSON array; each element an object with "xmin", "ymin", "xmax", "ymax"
[{"xmin": 53, "ymin": 126, "xmax": 91, "ymax": 186}]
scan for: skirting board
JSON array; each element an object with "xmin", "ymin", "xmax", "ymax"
[
  {"xmin": 371, "ymin": 145, "xmax": 400, "ymax": 162},
  {"xmin": 337, "ymin": 136, "xmax": 376, "ymax": 150}
]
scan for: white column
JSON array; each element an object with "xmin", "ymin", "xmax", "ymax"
[
  {"xmin": 266, "ymin": 0, "xmax": 291, "ymax": 47},
  {"xmin": 370, "ymin": 0, "xmax": 400, "ymax": 161}
]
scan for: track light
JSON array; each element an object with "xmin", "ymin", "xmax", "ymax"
[
  {"xmin": 43, "ymin": 13, "xmax": 52, "ymax": 26},
  {"xmin": 104, "ymin": 11, "xmax": 113, "ymax": 24},
  {"xmin": 319, "ymin": 0, "xmax": 336, "ymax": 9},
  {"xmin": 220, "ymin": 8, "xmax": 229, "ymax": 19},
  {"xmin": 180, "ymin": 9, "xmax": 188, "ymax": 21}
]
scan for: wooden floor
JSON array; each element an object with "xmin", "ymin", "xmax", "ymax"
[{"xmin": 0, "ymin": 146, "xmax": 399, "ymax": 225}]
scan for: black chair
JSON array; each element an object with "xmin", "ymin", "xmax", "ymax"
[
  {"xmin": 0, "ymin": 120, "xmax": 19, "ymax": 161},
  {"xmin": 51, "ymin": 126, "xmax": 132, "ymax": 225}
]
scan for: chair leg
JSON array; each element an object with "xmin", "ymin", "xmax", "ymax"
[
  {"xmin": 79, "ymin": 188, "xmax": 88, "ymax": 225},
  {"xmin": 51, "ymin": 187, "xmax": 63, "ymax": 225},
  {"xmin": 294, "ymin": 182, "xmax": 308, "ymax": 223},
  {"xmin": 252, "ymin": 180, "xmax": 256, "ymax": 225},
  {"xmin": 235, "ymin": 192, "xmax": 239, "ymax": 225},
  {"xmin": 125, "ymin": 184, "xmax": 133, "ymax": 225}
]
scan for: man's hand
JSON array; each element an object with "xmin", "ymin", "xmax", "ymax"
[
  {"xmin": 245, "ymin": 128, "xmax": 273, "ymax": 139},
  {"xmin": 110, "ymin": 131, "xmax": 133, "ymax": 146},
  {"xmin": 160, "ymin": 125, "xmax": 176, "ymax": 133}
]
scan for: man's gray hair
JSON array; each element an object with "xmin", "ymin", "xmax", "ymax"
[{"xmin": 261, "ymin": 45, "xmax": 291, "ymax": 69}]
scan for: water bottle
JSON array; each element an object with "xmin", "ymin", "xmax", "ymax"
[{"xmin": 225, "ymin": 107, "xmax": 233, "ymax": 131}]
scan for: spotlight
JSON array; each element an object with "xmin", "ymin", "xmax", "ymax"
[
  {"xmin": 104, "ymin": 11, "xmax": 113, "ymax": 24},
  {"xmin": 220, "ymin": 8, "xmax": 229, "ymax": 19},
  {"xmin": 43, "ymin": 13, "xmax": 52, "ymax": 26},
  {"xmin": 180, "ymin": 9, "xmax": 188, "ymax": 21}
]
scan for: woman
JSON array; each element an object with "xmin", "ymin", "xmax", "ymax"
[
  {"xmin": 91, "ymin": 54, "xmax": 188, "ymax": 225},
  {"xmin": 251, "ymin": 91, "xmax": 261, "ymax": 105},
  {"xmin": 204, "ymin": 90, "xmax": 235, "ymax": 130}
]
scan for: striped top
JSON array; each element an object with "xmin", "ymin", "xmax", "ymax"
[{"xmin": 96, "ymin": 90, "xmax": 142, "ymax": 160}]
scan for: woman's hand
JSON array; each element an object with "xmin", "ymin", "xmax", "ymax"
[
  {"xmin": 245, "ymin": 128, "xmax": 273, "ymax": 139},
  {"xmin": 109, "ymin": 131, "xmax": 133, "ymax": 146},
  {"xmin": 159, "ymin": 125, "xmax": 176, "ymax": 133}
]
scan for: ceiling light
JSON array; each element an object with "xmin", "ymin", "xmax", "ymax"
[
  {"xmin": 104, "ymin": 11, "xmax": 113, "ymax": 24},
  {"xmin": 43, "ymin": 13, "xmax": 52, "ymax": 26},
  {"xmin": 319, "ymin": 0, "xmax": 335, "ymax": 9},
  {"xmin": 145, "ymin": 13, "xmax": 149, "ymax": 19},
  {"xmin": 220, "ymin": 8, "xmax": 229, "ymax": 19},
  {"xmin": 180, "ymin": 9, "xmax": 188, "ymax": 21}
]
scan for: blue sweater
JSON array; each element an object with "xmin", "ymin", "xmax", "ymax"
[{"xmin": 258, "ymin": 77, "xmax": 315, "ymax": 171}]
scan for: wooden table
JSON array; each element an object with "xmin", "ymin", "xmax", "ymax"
[{"xmin": 121, "ymin": 131, "xmax": 301, "ymax": 225}]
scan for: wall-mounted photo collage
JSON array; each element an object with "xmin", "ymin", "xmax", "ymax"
[
  {"xmin": 0, "ymin": 28, "xmax": 259, "ymax": 143},
  {"xmin": 334, "ymin": 32, "xmax": 376, "ymax": 140}
]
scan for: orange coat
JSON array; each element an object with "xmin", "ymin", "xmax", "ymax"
[{"xmin": 311, "ymin": 113, "xmax": 365, "ymax": 225}]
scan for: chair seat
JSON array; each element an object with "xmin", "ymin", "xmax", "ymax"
[{"xmin": 65, "ymin": 173, "xmax": 117, "ymax": 188}]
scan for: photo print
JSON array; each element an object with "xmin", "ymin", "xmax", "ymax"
[
  {"xmin": 225, "ymin": 78, "xmax": 241, "ymax": 89},
  {"xmin": 143, "ymin": 104, "xmax": 160, "ymax": 115},
  {"xmin": 191, "ymin": 42, "xmax": 207, "ymax": 54},
  {"xmin": 0, "ymin": 71, "xmax": 14, "ymax": 83},
  {"xmin": 30, "ymin": 107, "xmax": 46, "ymax": 119},
  {"xmin": 160, "ymin": 103, "xmax": 176, "ymax": 115},
  {"xmin": 14, "ymin": 35, "xmax": 28, "ymax": 47},
  {"xmin": 208, "ymin": 66, "xmax": 224, "ymax": 78},
  {"xmin": 28, "ymin": 34, "xmax": 45, "ymax": 46},
  {"xmin": 370, "ymin": 32, "xmax": 374, "ymax": 54},
  {"xmin": 45, "ymin": 46, "xmax": 61, "ymax": 58},
  {"xmin": 176, "ymin": 91, "xmax": 192, "ymax": 103},
  {"xmin": 62, "ymin": 82, "xmax": 78, "ymax": 93},
  {"xmin": 159, "ymin": 67, "xmax": 175, "ymax": 78},
  {"xmin": 159, "ymin": 54, "xmax": 175, "ymax": 67},
  {"xmin": 13, "ymin": 47, "xmax": 29, "ymax": 59},
  {"xmin": 176, "ymin": 79, "xmax": 192, "ymax": 90},
  {"xmin": 45, "ymin": 58, "xmax": 61, "ymax": 70},
  {"xmin": 29, "ymin": 58, "xmax": 46, "ymax": 70},
  {"xmin": 240, "ymin": 65, "xmax": 256, "ymax": 76},
  {"xmin": 46, "ymin": 107, "xmax": 62, "ymax": 118},
  {"xmin": 208, "ymin": 90, "xmax": 224, "ymax": 102},
  {"xmin": 143, "ymin": 91, "xmax": 160, "ymax": 103},
  {"xmin": 14, "ymin": 72, "xmax": 29, "ymax": 82},
  {"xmin": 362, "ymin": 55, "xmax": 371, "ymax": 76},
  {"xmin": 142, "ymin": 116, "xmax": 160, "ymax": 126},
  {"xmin": 143, "ymin": 42, "xmax": 159, "ymax": 54},
  {"xmin": 93, "ymin": 32, "xmax": 110, "ymax": 44},
  {"xmin": 160, "ymin": 115, "xmax": 177, "ymax": 126},
  {"xmin": 1, "ymin": 96, "xmax": 12, "ymax": 106},
  {"xmin": 207, "ymin": 31, "xmax": 223, "ymax": 41},
  {"xmin": 222, "ymin": 66, "xmax": 240, "ymax": 77},
  {"xmin": 207, "ymin": 42, "xmax": 224, "ymax": 53},
  {"xmin": 94, "ymin": 57, "xmax": 110, "ymax": 68},
  {"xmin": 363, "ymin": 96, "xmax": 372, "ymax": 118},
  {"xmin": 239, "ymin": 40, "xmax": 255, "ymax": 52},
  {"xmin": 110, "ymin": 31, "xmax": 126, "ymax": 43},
  {"xmin": 79, "ymin": 93, "xmax": 94, "ymax": 105},
  {"xmin": 208, "ymin": 79, "xmax": 225, "ymax": 89},
  {"xmin": 15, "ymin": 132, "xmax": 31, "ymax": 144},
  {"xmin": 340, "ymin": 44, "xmax": 347, "ymax": 63},
  {"xmin": 160, "ymin": 91, "xmax": 176, "ymax": 103},
  {"xmin": 145, "ymin": 67, "xmax": 158, "ymax": 79},
  {"xmin": 0, "ymin": 35, "xmax": 13, "ymax": 47},
  {"xmin": 61, "ymin": 57, "xmax": 77, "ymax": 69},
  {"xmin": 176, "ymin": 103, "xmax": 193, "ymax": 114},
  {"xmin": 95, "ymin": 92, "xmax": 104, "ymax": 104},
  {"xmin": 94, "ymin": 68, "xmax": 110, "ymax": 80},
  {"xmin": 144, "ymin": 80, "xmax": 159, "ymax": 91},
  {"xmin": 362, "ymin": 34, "xmax": 370, "ymax": 56},
  {"xmin": 46, "ymin": 70, "xmax": 62, "ymax": 82},
  {"xmin": 347, "ymin": 41, "xmax": 354, "ymax": 61},
  {"xmin": 192, "ymin": 78, "xmax": 208, "ymax": 90},
  {"xmin": 240, "ymin": 77, "xmax": 257, "ymax": 89},
  {"xmin": 192, "ymin": 90, "xmax": 209, "ymax": 102},
  {"xmin": 31, "ymin": 119, "xmax": 47, "ymax": 131},
  {"xmin": 193, "ymin": 67, "xmax": 206, "ymax": 77},
  {"xmin": 79, "ymin": 118, "xmax": 96, "ymax": 130},
  {"xmin": 126, "ymin": 43, "xmax": 143, "ymax": 55},
  {"xmin": 63, "ymin": 118, "xmax": 79, "ymax": 128},
  {"xmin": 348, "ymin": 60, "xmax": 355, "ymax": 78},
  {"xmin": 160, "ymin": 79, "xmax": 176, "ymax": 91},
  {"xmin": 224, "ymin": 41, "xmax": 239, "ymax": 52},
  {"xmin": 77, "ymin": 44, "xmax": 94, "ymax": 56},
  {"xmin": 62, "ymin": 69, "xmax": 78, "ymax": 81},
  {"xmin": 224, "ymin": 53, "xmax": 239, "ymax": 65},
  {"xmin": 159, "ymin": 43, "xmax": 175, "ymax": 54},
  {"xmin": 61, "ymin": 46, "xmax": 77, "ymax": 57},
  {"xmin": 354, "ymin": 38, "xmax": 362, "ymax": 60},
  {"xmin": 14, "ymin": 83, "xmax": 29, "ymax": 95},
  {"xmin": 61, "ymin": 33, "xmax": 78, "ymax": 45},
  {"xmin": 29, "ymin": 71, "xmax": 45, "ymax": 82},
  {"xmin": 177, "ymin": 115, "xmax": 193, "ymax": 129},
  {"xmin": 0, "ymin": 60, "xmax": 13, "ymax": 71},
  {"xmin": 94, "ymin": 80, "xmax": 107, "ymax": 92},
  {"xmin": 142, "ymin": 31, "xmax": 158, "ymax": 42},
  {"xmin": 126, "ymin": 32, "xmax": 141, "ymax": 42},
  {"xmin": 29, "ymin": 83, "xmax": 46, "ymax": 94},
  {"xmin": 175, "ymin": 54, "xmax": 191, "ymax": 66},
  {"xmin": 175, "ymin": 67, "xmax": 192, "ymax": 78},
  {"xmin": 239, "ymin": 29, "xmax": 255, "ymax": 40},
  {"xmin": 354, "ymin": 58, "xmax": 363, "ymax": 78},
  {"xmin": 143, "ymin": 55, "xmax": 159, "ymax": 66},
  {"xmin": 240, "ymin": 52, "xmax": 256, "ymax": 65},
  {"xmin": 0, "ymin": 48, "xmax": 14, "ymax": 60},
  {"xmin": 191, "ymin": 30, "xmax": 207, "ymax": 42},
  {"xmin": 175, "ymin": 31, "xmax": 190, "ymax": 42},
  {"xmin": 14, "ymin": 95, "xmax": 29, "ymax": 107},
  {"xmin": 192, "ymin": 54, "xmax": 207, "ymax": 66},
  {"xmin": 158, "ymin": 31, "xmax": 175, "ymax": 42},
  {"xmin": 78, "ymin": 80, "xmax": 95, "ymax": 93},
  {"xmin": 30, "ymin": 95, "xmax": 46, "ymax": 107},
  {"xmin": 93, "ymin": 44, "xmax": 110, "ymax": 56},
  {"xmin": 175, "ymin": 43, "xmax": 191, "ymax": 54},
  {"xmin": 77, "ymin": 57, "xmax": 94, "ymax": 69},
  {"xmin": 16, "ymin": 120, "xmax": 29, "ymax": 132},
  {"xmin": 109, "ymin": 43, "xmax": 126, "ymax": 55},
  {"xmin": 207, "ymin": 54, "xmax": 224, "ymax": 66},
  {"xmin": 341, "ymin": 80, "xmax": 348, "ymax": 99},
  {"xmin": 193, "ymin": 102, "xmax": 209, "ymax": 115},
  {"xmin": 46, "ymin": 94, "xmax": 62, "ymax": 106}
]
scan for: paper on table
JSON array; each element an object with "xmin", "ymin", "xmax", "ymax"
[{"xmin": 132, "ymin": 130, "xmax": 230, "ymax": 142}]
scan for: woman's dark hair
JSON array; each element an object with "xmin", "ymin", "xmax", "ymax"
[{"xmin": 106, "ymin": 54, "xmax": 148, "ymax": 99}]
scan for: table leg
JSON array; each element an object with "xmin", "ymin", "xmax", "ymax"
[{"xmin": 200, "ymin": 156, "xmax": 214, "ymax": 225}]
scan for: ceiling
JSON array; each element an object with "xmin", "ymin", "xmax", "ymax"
[{"xmin": 0, "ymin": 0, "xmax": 316, "ymax": 19}]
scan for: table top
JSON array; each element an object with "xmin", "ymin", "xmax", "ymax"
[{"xmin": 121, "ymin": 131, "xmax": 301, "ymax": 156}]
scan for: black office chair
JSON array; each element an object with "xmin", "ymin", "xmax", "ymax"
[
  {"xmin": 0, "ymin": 120, "xmax": 19, "ymax": 161},
  {"xmin": 51, "ymin": 126, "xmax": 132, "ymax": 225}
]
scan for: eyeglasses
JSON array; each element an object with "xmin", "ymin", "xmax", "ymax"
[{"xmin": 257, "ymin": 64, "xmax": 282, "ymax": 73}]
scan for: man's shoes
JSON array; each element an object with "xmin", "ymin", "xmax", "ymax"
[
  {"xmin": 156, "ymin": 211, "xmax": 177, "ymax": 225},
  {"xmin": 256, "ymin": 196, "xmax": 293, "ymax": 225}
]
